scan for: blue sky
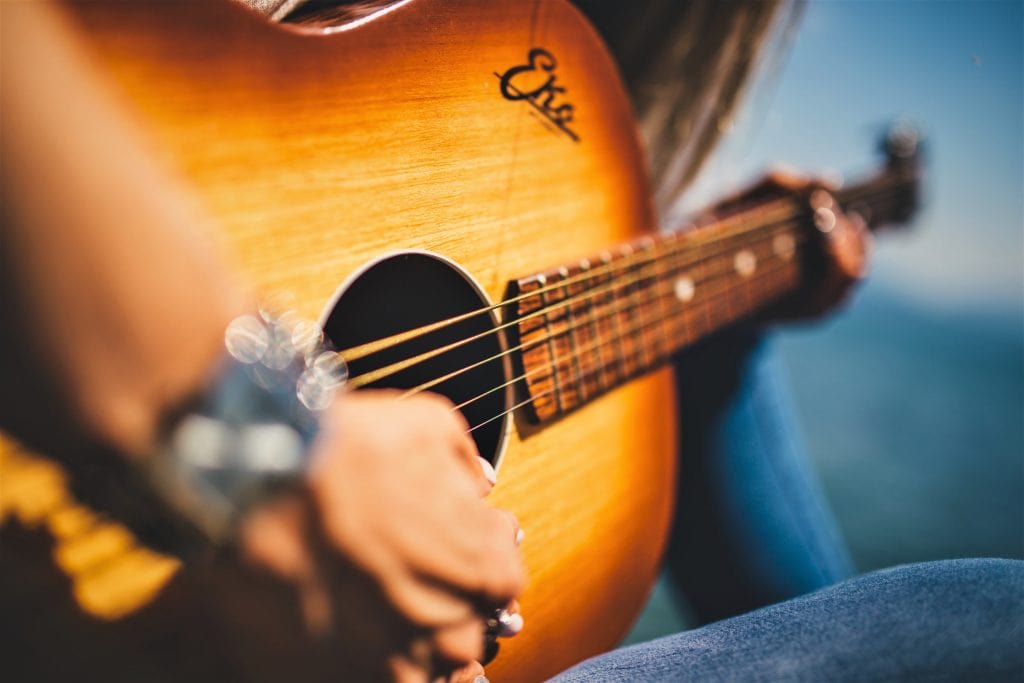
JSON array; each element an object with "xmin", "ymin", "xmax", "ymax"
[{"xmin": 684, "ymin": 0, "xmax": 1023, "ymax": 315}]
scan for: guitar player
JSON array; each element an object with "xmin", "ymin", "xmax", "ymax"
[{"xmin": 2, "ymin": 1, "xmax": 1021, "ymax": 681}]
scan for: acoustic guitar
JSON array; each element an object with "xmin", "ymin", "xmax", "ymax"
[{"xmin": 0, "ymin": 1, "xmax": 919, "ymax": 680}]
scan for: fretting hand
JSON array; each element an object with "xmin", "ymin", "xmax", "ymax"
[{"xmin": 705, "ymin": 169, "xmax": 873, "ymax": 323}]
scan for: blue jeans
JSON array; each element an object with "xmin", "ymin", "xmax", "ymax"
[
  {"xmin": 554, "ymin": 558, "xmax": 1024, "ymax": 681},
  {"xmin": 551, "ymin": 334, "xmax": 1024, "ymax": 681}
]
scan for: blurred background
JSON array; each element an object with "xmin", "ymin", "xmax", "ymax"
[{"xmin": 629, "ymin": 0, "xmax": 1023, "ymax": 641}]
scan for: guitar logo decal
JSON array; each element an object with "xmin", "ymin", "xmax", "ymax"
[{"xmin": 496, "ymin": 48, "xmax": 579, "ymax": 143}]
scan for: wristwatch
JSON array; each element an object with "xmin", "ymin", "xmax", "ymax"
[{"xmin": 142, "ymin": 307, "xmax": 347, "ymax": 545}]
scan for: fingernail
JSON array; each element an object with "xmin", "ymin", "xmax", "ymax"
[
  {"xmin": 497, "ymin": 609, "xmax": 524, "ymax": 637},
  {"xmin": 474, "ymin": 676, "xmax": 490, "ymax": 683},
  {"xmin": 515, "ymin": 528, "xmax": 525, "ymax": 546},
  {"xmin": 478, "ymin": 457, "xmax": 497, "ymax": 486}
]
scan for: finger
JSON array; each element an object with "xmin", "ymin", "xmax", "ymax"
[
  {"xmin": 236, "ymin": 494, "xmax": 314, "ymax": 581},
  {"xmin": 423, "ymin": 393, "xmax": 491, "ymax": 495},
  {"xmin": 475, "ymin": 515, "xmax": 527, "ymax": 606},
  {"xmin": 236, "ymin": 495, "xmax": 336, "ymax": 636},
  {"xmin": 433, "ymin": 618, "xmax": 485, "ymax": 665},
  {"xmin": 452, "ymin": 428, "xmax": 490, "ymax": 495},
  {"xmin": 478, "ymin": 458, "xmax": 498, "ymax": 492},
  {"xmin": 393, "ymin": 497, "xmax": 524, "ymax": 610},
  {"xmin": 445, "ymin": 660, "xmax": 486, "ymax": 683},
  {"xmin": 503, "ymin": 510, "xmax": 524, "ymax": 547},
  {"xmin": 847, "ymin": 212, "xmax": 874, "ymax": 276},
  {"xmin": 453, "ymin": 437, "xmax": 494, "ymax": 498},
  {"xmin": 405, "ymin": 528, "xmax": 525, "ymax": 615},
  {"xmin": 476, "ymin": 507, "xmax": 527, "ymax": 602},
  {"xmin": 391, "ymin": 653, "xmax": 431, "ymax": 683},
  {"xmin": 383, "ymin": 568, "xmax": 482, "ymax": 627},
  {"xmin": 827, "ymin": 214, "xmax": 870, "ymax": 281}
]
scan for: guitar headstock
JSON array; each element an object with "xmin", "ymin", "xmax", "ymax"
[{"xmin": 837, "ymin": 120, "xmax": 925, "ymax": 231}]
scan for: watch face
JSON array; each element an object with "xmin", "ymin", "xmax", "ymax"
[{"xmin": 153, "ymin": 308, "xmax": 345, "ymax": 543}]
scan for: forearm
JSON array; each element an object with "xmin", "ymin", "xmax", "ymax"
[{"xmin": 0, "ymin": 2, "xmax": 249, "ymax": 457}]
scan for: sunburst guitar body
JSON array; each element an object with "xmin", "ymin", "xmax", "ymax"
[{"xmin": 1, "ymin": 1, "xmax": 678, "ymax": 680}]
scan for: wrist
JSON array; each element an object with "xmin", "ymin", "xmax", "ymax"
[{"xmin": 141, "ymin": 304, "xmax": 347, "ymax": 549}]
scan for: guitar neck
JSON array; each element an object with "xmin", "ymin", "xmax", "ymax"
[
  {"xmin": 507, "ymin": 128, "xmax": 922, "ymax": 425},
  {"xmin": 506, "ymin": 197, "xmax": 805, "ymax": 423}
]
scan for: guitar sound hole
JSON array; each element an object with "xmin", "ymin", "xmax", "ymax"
[{"xmin": 322, "ymin": 252, "xmax": 509, "ymax": 465}]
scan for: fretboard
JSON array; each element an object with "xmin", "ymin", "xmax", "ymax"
[{"xmin": 506, "ymin": 196, "xmax": 807, "ymax": 424}]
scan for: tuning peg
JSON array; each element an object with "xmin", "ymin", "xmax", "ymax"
[{"xmin": 884, "ymin": 119, "xmax": 921, "ymax": 160}]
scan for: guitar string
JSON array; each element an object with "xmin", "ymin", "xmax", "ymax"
[
  {"xmin": 520, "ymin": 176, "xmax": 913, "ymax": 395},
  {"xmin": 837, "ymin": 176, "xmax": 914, "ymax": 211},
  {"xmin": 340, "ymin": 206, "xmax": 797, "ymax": 382},
  {"xmin": 456, "ymin": 177, "xmax": 918, "ymax": 430},
  {"xmin": 338, "ymin": 197, "xmax": 801, "ymax": 362},
  {"xmin": 345, "ymin": 219, "xmax": 801, "ymax": 389},
  {"xmin": 460, "ymin": 256, "xmax": 800, "ymax": 433},
  {"xmin": 451, "ymin": 252, "xmax": 800, "ymax": 414},
  {"xmin": 401, "ymin": 176, "xmax": 921, "ymax": 393},
  {"xmin": 335, "ymin": 179, "xmax": 912, "ymax": 364},
  {"xmin": 408, "ymin": 244, "xmax": 792, "ymax": 402},
  {"xmin": 347, "ymin": 221, "xmax": 802, "ymax": 390},
  {"xmin": 409, "ymin": 231, "xmax": 803, "ymax": 402},
  {"xmin": 403, "ymin": 232, "xmax": 802, "ymax": 409},
  {"xmin": 346, "ymin": 218, "xmax": 799, "ymax": 388},
  {"xmin": 467, "ymin": 393, "xmax": 546, "ymax": 434},
  {"xmin": 466, "ymin": 260, "xmax": 799, "ymax": 432}
]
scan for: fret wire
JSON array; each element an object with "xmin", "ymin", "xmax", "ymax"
[
  {"xmin": 568, "ymin": 262, "xmax": 602, "ymax": 395},
  {"xmin": 620, "ymin": 244, "xmax": 651, "ymax": 372},
  {"xmin": 635, "ymin": 246, "xmax": 658, "ymax": 369},
  {"xmin": 580, "ymin": 261, "xmax": 611, "ymax": 392},
  {"xmin": 537, "ymin": 277, "xmax": 567, "ymax": 413},
  {"xmin": 691, "ymin": 225, "xmax": 715, "ymax": 339},
  {"xmin": 661, "ymin": 232, "xmax": 691, "ymax": 345},
  {"xmin": 558, "ymin": 267, "xmax": 587, "ymax": 405},
  {"xmin": 511, "ymin": 276, "xmax": 559, "ymax": 418},
  {"xmin": 600, "ymin": 251, "xmax": 629, "ymax": 382},
  {"xmin": 638, "ymin": 239, "xmax": 668, "ymax": 362},
  {"xmin": 649, "ymin": 239, "xmax": 676, "ymax": 357},
  {"xmin": 741, "ymin": 245, "xmax": 755, "ymax": 313},
  {"xmin": 572, "ymin": 262, "xmax": 618, "ymax": 395}
]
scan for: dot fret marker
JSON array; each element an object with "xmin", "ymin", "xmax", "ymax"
[
  {"xmin": 674, "ymin": 276, "xmax": 695, "ymax": 302},
  {"xmin": 773, "ymin": 233, "xmax": 796, "ymax": 261},
  {"xmin": 734, "ymin": 249, "xmax": 756, "ymax": 277}
]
